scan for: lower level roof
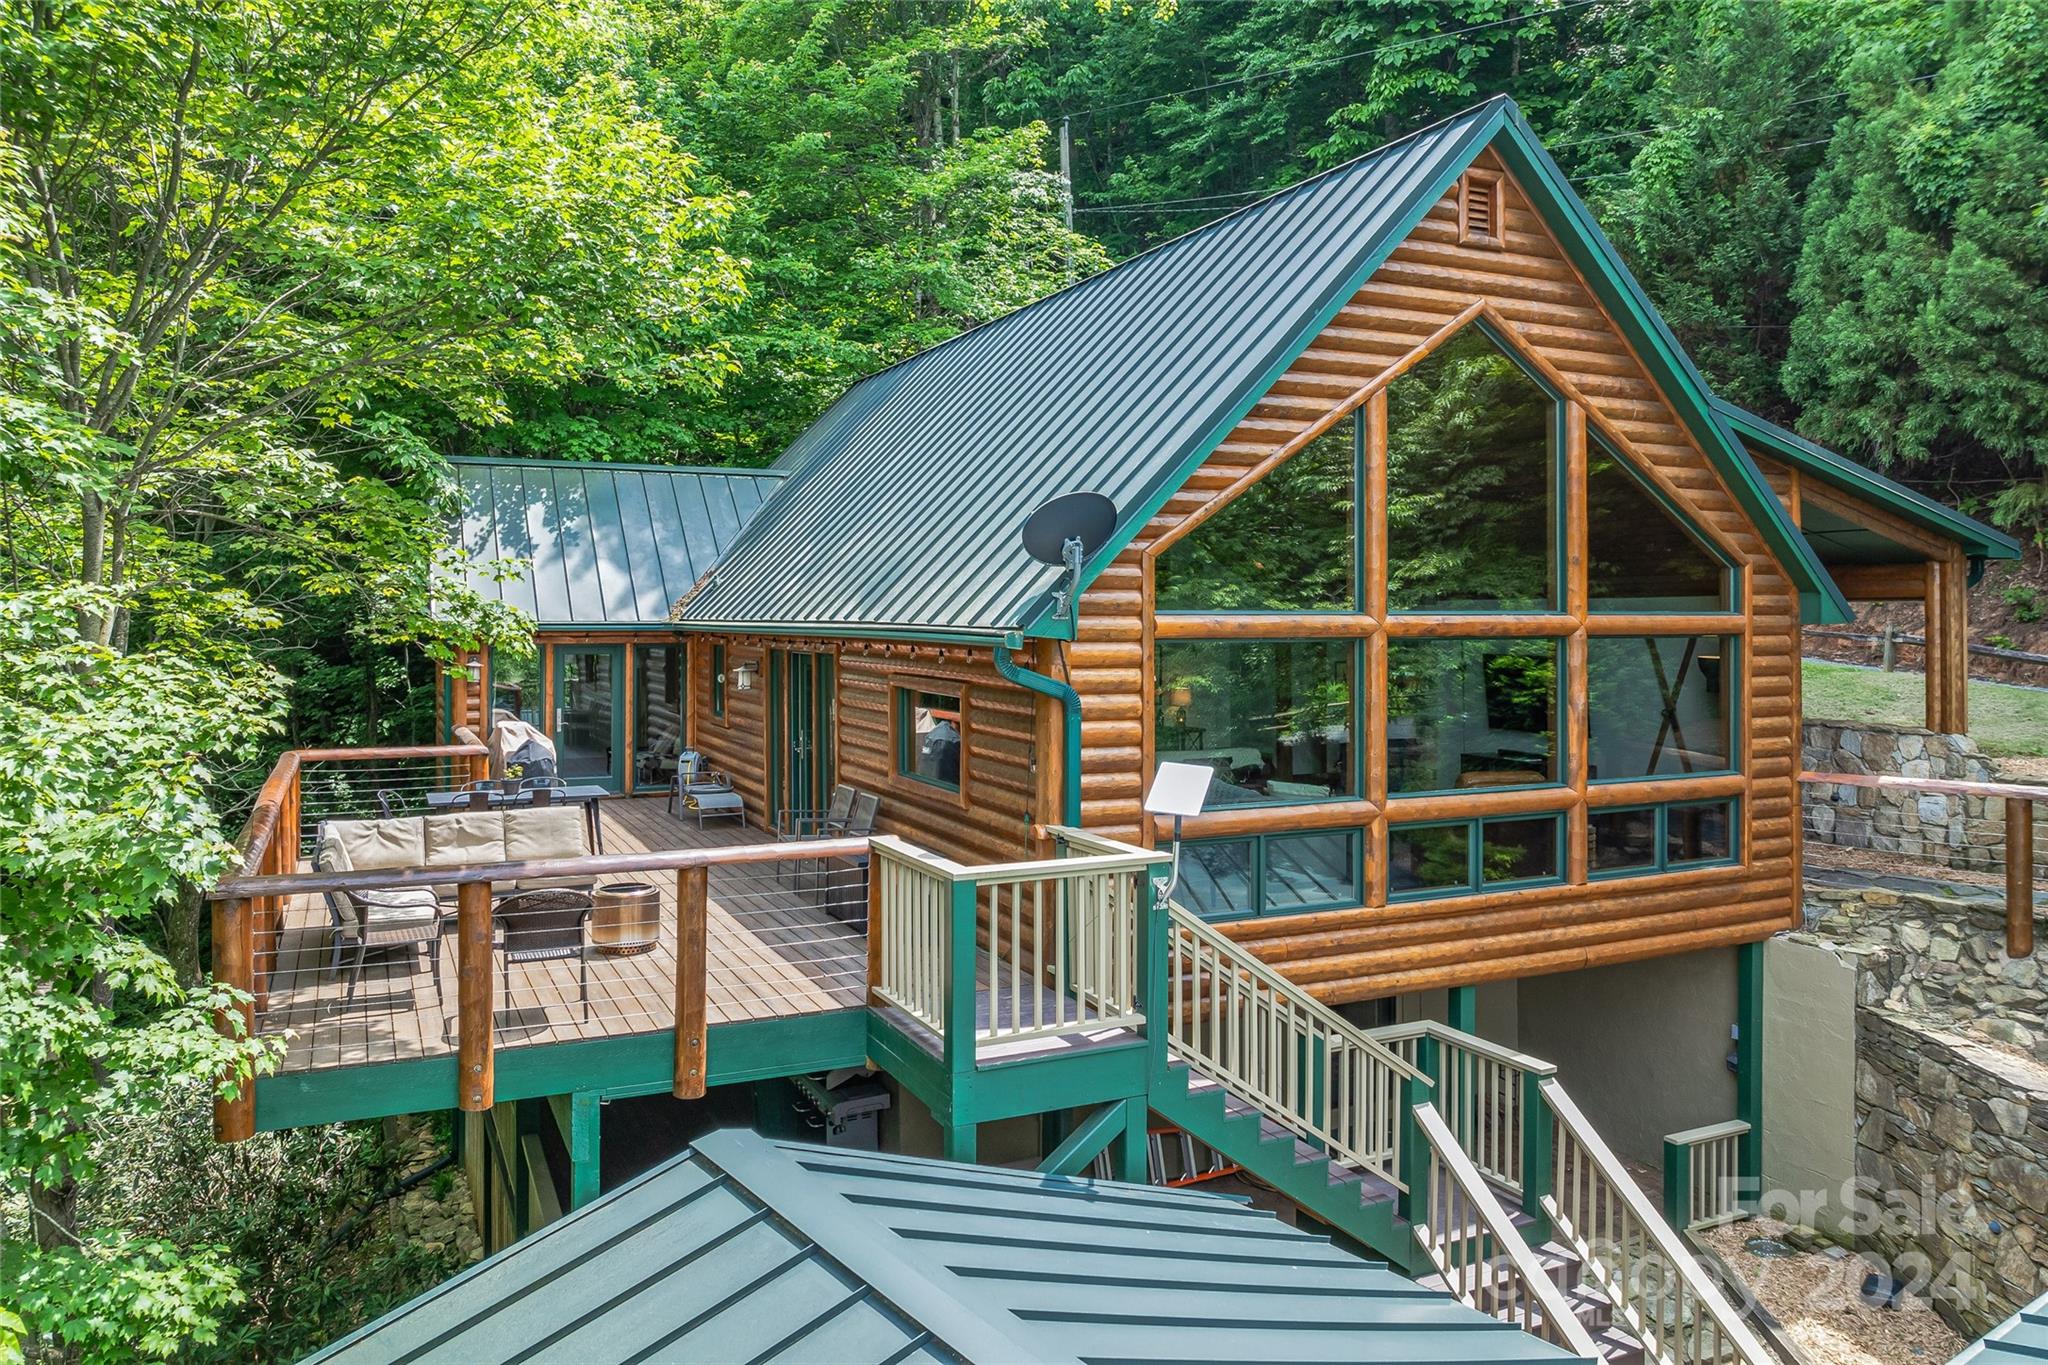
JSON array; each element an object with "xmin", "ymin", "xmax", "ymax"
[
  {"xmin": 310, "ymin": 1128, "xmax": 1574, "ymax": 1364},
  {"xmin": 1955, "ymin": 1288, "xmax": 2048, "ymax": 1362}
]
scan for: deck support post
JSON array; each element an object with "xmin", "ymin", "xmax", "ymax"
[
  {"xmin": 1735, "ymin": 940, "xmax": 1764, "ymax": 1212},
  {"xmin": 1113, "ymin": 1097, "xmax": 1149, "ymax": 1184},
  {"xmin": 211, "ymin": 895, "xmax": 256, "ymax": 1142},
  {"xmin": 1445, "ymin": 985, "xmax": 1476, "ymax": 1036},
  {"xmin": 568, "ymin": 1090, "xmax": 601, "ymax": 1210},
  {"xmin": 1661, "ymin": 1133, "xmax": 1692, "ymax": 1232},
  {"xmin": 942, "ymin": 877, "xmax": 978, "ymax": 1081},
  {"xmin": 674, "ymin": 866, "xmax": 709, "ymax": 1098},
  {"xmin": 1520, "ymin": 1068, "xmax": 1553, "ymax": 1243},
  {"xmin": 1039, "ymin": 1108, "xmax": 1069, "ymax": 1159},
  {"xmin": 2006, "ymin": 797, "xmax": 2035, "ymax": 960},
  {"xmin": 1397, "ymin": 1034, "xmax": 1437, "ymax": 1225},
  {"xmin": 457, "ymin": 880, "xmax": 495, "ymax": 1112},
  {"xmin": 942, "ymin": 1121, "xmax": 977, "ymax": 1165}
]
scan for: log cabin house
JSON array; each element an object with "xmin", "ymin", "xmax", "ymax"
[{"xmin": 233, "ymin": 97, "xmax": 2021, "ymax": 1361}]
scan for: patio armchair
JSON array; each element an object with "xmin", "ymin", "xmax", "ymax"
[
  {"xmin": 778, "ymin": 784, "xmax": 855, "ymax": 840},
  {"xmin": 668, "ymin": 749, "xmax": 745, "ymax": 828},
  {"xmin": 493, "ymin": 888, "xmax": 594, "ymax": 1023},
  {"xmin": 314, "ymin": 819, "xmax": 444, "ymax": 1008}
]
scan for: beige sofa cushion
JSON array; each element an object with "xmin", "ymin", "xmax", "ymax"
[
  {"xmin": 424, "ymin": 811, "xmax": 508, "ymax": 867},
  {"xmin": 319, "ymin": 817, "xmax": 426, "ymax": 873},
  {"xmin": 503, "ymin": 805, "xmax": 589, "ymax": 862}
]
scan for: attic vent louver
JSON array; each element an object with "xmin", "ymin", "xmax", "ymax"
[{"xmin": 1458, "ymin": 169, "xmax": 1504, "ymax": 248}]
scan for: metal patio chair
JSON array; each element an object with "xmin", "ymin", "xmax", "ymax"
[{"xmin": 493, "ymin": 887, "xmax": 594, "ymax": 1024}]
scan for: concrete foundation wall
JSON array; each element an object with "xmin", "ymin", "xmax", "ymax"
[
  {"xmin": 1761, "ymin": 935, "xmax": 1859, "ymax": 1234},
  {"xmin": 1515, "ymin": 947, "xmax": 1741, "ymax": 1167}
]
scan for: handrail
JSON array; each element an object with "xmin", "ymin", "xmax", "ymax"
[
  {"xmin": 1664, "ymin": 1120, "xmax": 1751, "ymax": 1232},
  {"xmin": 1411, "ymin": 1101, "xmax": 1602, "ymax": 1359},
  {"xmin": 1372, "ymin": 1019, "xmax": 1555, "ymax": 1195},
  {"xmin": 1542, "ymin": 1078, "xmax": 1770, "ymax": 1365},
  {"xmin": 209, "ymin": 835, "xmax": 871, "ymax": 901},
  {"xmin": 1170, "ymin": 905, "xmax": 1425, "ymax": 1083},
  {"xmin": 1801, "ymin": 769, "xmax": 2039, "ymax": 958}
]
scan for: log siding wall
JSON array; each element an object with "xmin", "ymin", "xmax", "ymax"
[
  {"xmin": 687, "ymin": 634, "xmax": 1040, "ymax": 866},
  {"xmin": 1073, "ymin": 152, "xmax": 1803, "ymax": 1003}
]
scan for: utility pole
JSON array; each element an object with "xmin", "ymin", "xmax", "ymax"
[{"xmin": 1060, "ymin": 115, "xmax": 1074, "ymax": 283}]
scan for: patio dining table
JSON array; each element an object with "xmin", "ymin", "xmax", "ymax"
[{"xmin": 424, "ymin": 784, "xmax": 608, "ymax": 854}]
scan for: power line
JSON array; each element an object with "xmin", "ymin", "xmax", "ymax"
[{"xmin": 1066, "ymin": 0, "xmax": 1626, "ymax": 120}]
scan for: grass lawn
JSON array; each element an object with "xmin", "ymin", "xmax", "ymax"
[{"xmin": 1802, "ymin": 660, "xmax": 2048, "ymax": 758}]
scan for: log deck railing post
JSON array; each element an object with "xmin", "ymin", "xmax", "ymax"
[
  {"xmin": 212, "ymin": 896, "xmax": 257, "ymax": 1141},
  {"xmin": 2008, "ymin": 796, "xmax": 2035, "ymax": 960},
  {"xmin": 674, "ymin": 865, "xmax": 709, "ymax": 1099},
  {"xmin": 457, "ymin": 880, "xmax": 494, "ymax": 1112}
]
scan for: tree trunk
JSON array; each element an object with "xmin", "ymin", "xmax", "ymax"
[
  {"xmin": 25, "ymin": 1172, "xmax": 81, "ymax": 1365},
  {"xmin": 166, "ymin": 882, "xmax": 206, "ymax": 988}
]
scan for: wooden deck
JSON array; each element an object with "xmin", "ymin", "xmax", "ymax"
[{"xmin": 257, "ymin": 798, "xmax": 869, "ymax": 1074}]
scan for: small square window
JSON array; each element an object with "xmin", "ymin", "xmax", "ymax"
[
  {"xmin": 1667, "ymin": 800, "xmax": 1734, "ymax": 866},
  {"xmin": 1589, "ymin": 807, "xmax": 1659, "ymax": 874},
  {"xmin": 896, "ymin": 686, "xmax": 963, "ymax": 792},
  {"xmin": 1481, "ymin": 816, "xmax": 1559, "ymax": 885},
  {"xmin": 1389, "ymin": 823, "xmax": 1470, "ymax": 899},
  {"xmin": 1264, "ymin": 831, "xmax": 1359, "ymax": 913}
]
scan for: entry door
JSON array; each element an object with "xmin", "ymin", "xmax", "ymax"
[
  {"xmin": 553, "ymin": 644, "xmax": 624, "ymax": 792},
  {"xmin": 773, "ymin": 650, "xmax": 834, "ymax": 824}
]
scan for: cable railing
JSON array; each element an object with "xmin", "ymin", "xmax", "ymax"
[
  {"xmin": 1370, "ymin": 1019, "xmax": 1555, "ymax": 1197},
  {"xmin": 1801, "ymin": 770, "xmax": 2043, "ymax": 958},
  {"xmin": 1163, "ymin": 902, "xmax": 1424, "ymax": 1191},
  {"xmin": 1542, "ymin": 1079, "xmax": 1770, "ymax": 1365},
  {"xmin": 1411, "ymin": 1100, "xmax": 1602, "ymax": 1358}
]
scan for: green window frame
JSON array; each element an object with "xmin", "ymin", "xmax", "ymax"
[
  {"xmin": 1587, "ymin": 799, "xmax": 1741, "ymax": 880},
  {"xmin": 895, "ymin": 684, "xmax": 964, "ymax": 793},
  {"xmin": 710, "ymin": 643, "xmax": 726, "ymax": 720},
  {"xmin": 1176, "ymin": 829, "xmax": 1362, "ymax": 922},
  {"xmin": 1388, "ymin": 812, "xmax": 1565, "ymax": 903}
]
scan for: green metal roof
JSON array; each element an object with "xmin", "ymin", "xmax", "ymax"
[
  {"xmin": 449, "ymin": 457, "xmax": 783, "ymax": 628},
  {"xmin": 1711, "ymin": 397, "xmax": 2023, "ymax": 563},
  {"xmin": 679, "ymin": 96, "xmax": 1847, "ymax": 638},
  {"xmin": 1955, "ymin": 1287, "xmax": 2048, "ymax": 1362},
  {"xmin": 309, "ymin": 1129, "xmax": 1575, "ymax": 1364}
]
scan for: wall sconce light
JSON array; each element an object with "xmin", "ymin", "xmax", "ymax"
[{"xmin": 729, "ymin": 660, "xmax": 759, "ymax": 692}]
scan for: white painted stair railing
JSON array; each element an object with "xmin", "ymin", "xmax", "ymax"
[
  {"xmin": 1162, "ymin": 903, "xmax": 1425, "ymax": 1191},
  {"xmin": 1370, "ymin": 1019, "xmax": 1555, "ymax": 1197},
  {"xmin": 1411, "ymin": 1100, "xmax": 1603, "ymax": 1358},
  {"xmin": 1541, "ymin": 1079, "xmax": 1771, "ymax": 1365}
]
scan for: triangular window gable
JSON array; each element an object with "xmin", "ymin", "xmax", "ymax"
[
  {"xmin": 1586, "ymin": 441, "xmax": 1732, "ymax": 612},
  {"xmin": 1155, "ymin": 413, "xmax": 1359, "ymax": 612}
]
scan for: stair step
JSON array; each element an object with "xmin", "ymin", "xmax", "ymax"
[{"xmin": 1591, "ymin": 1322, "xmax": 1648, "ymax": 1365}]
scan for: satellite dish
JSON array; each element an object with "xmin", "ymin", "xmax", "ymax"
[{"xmin": 1021, "ymin": 492, "xmax": 1117, "ymax": 567}]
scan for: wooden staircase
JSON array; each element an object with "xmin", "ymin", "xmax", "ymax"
[{"xmin": 1152, "ymin": 902, "xmax": 1772, "ymax": 1364}]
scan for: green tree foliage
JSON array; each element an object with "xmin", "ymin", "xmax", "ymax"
[
  {"xmin": 437, "ymin": 0, "xmax": 1108, "ymax": 466},
  {"xmin": 1784, "ymin": 0, "xmax": 2048, "ymax": 537},
  {"xmin": 0, "ymin": 0, "xmax": 741, "ymax": 1352}
]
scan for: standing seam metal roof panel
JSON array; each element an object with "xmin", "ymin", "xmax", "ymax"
[
  {"xmin": 309, "ymin": 1130, "xmax": 1577, "ymax": 1365},
  {"xmin": 448, "ymin": 459, "xmax": 785, "ymax": 628},
  {"xmin": 1954, "ymin": 1288, "xmax": 2048, "ymax": 1362},
  {"xmin": 679, "ymin": 105, "xmax": 1498, "ymax": 634}
]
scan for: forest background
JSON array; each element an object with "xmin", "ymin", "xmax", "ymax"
[{"xmin": 4, "ymin": 0, "xmax": 2046, "ymax": 1358}]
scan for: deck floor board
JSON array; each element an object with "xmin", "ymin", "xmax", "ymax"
[{"xmin": 259, "ymin": 799, "xmax": 869, "ymax": 1075}]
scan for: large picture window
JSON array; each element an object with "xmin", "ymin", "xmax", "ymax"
[
  {"xmin": 1158, "ymin": 414, "xmax": 1358, "ymax": 611},
  {"xmin": 1387, "ymin": 638, "xmax": 1559, "ymax": 794},
  {"xmin": 1155, "ymin": 639, "xmax": 1356, "ymax": 804},
  {"xmin": 1587, "ymin": 636, "xmax": 1731, "ymax": 780},
  {"xmin": 1387, "ymin": 326, "xmax": 1557, "ymax": 612},
  {"xmin": 1588, "ymin": 446, "xmax": 1729, "ymax": 612}
]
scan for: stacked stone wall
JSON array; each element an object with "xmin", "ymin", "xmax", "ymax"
[
  {"xmin": 1802, "ymin": 719, "xmax": 2044, "ymax": 875},
  {"xmin": 1855, "ymin": 1009, "xmax": 2048, "ymax": 1336}
]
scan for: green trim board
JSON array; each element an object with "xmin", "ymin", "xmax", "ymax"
[
  {"xmin": 251, "ymin": 1010, "xmax": 871, "ymax": 1131},
  {"xmin": 1711, "ymin": 397, "xmax": 2021, "ymax": 562},
  {"xmin": 312, "ymin": 1129, "xmax": 1573, "ymax": 1364}
]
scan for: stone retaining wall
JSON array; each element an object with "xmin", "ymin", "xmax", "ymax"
[
  {"xmin": 1856, "ymin": 1009, "xmax": 2048, "ymax": 1336},
  {"xmin": 1802, "ymin": 720, "xmax": 2042, "ymax": 875}
]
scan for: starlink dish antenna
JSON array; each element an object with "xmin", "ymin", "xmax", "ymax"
[
  {"xmin": 1145, "ymin": 760, "xmax": 1213, "ymax": 905},
  {"xmin": 1020, "ymin": 491, "xmax": 1116, "ymax": 624}
]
